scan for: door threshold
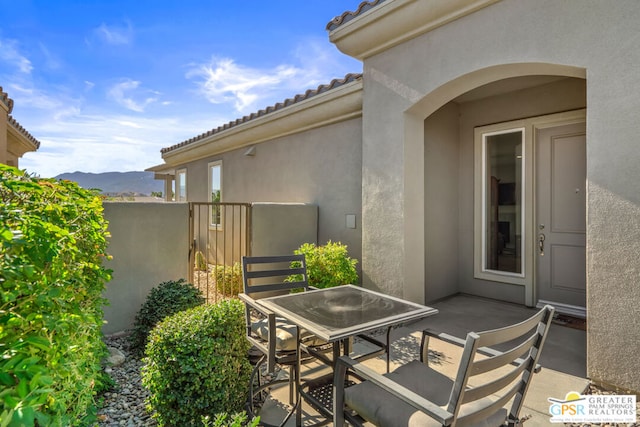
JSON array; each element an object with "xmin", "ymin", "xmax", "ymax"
[{"xmin": 536, "ymin": 299, "xmax": 585, "ymax": 319}]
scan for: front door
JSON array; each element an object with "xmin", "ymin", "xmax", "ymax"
[{"xmin": 535, "ymin": 122, "xmax": 586, "ymax": 311}]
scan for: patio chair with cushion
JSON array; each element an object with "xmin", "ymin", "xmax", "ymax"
[
  {"xmin": 239, "ymin": 254, "xmax": 329, "ymax": 426},
  {"xmin": 333, "ymin": 304, "xmax": 555, "ymax": 427}
]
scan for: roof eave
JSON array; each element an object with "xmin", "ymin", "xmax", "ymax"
[
  {"xmin": 329, "ymin": 0, "xmax": 501, "ymax": 60},
  {"xmin": 160, "ymin": 78, "xmax": 363, "ymax": 167},
  {"xmin": 7, "ymin": 121, "xmax": 39, "ymax": 157}
]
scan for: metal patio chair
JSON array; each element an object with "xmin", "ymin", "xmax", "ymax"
[
  {"xmin": 333, "ymin": 305, "xmax": 555, "ymax": 427},
  {"xmin": 239, "ymin": 254, "xmax": 329, "ymax": 426}
]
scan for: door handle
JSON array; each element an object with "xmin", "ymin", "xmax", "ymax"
[{"xmin": 538, "ymin": 233, "xmax": 546, "ymax": 256}]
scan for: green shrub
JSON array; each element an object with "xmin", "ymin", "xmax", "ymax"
[
  {"xmin": 288, "ymin": 241, "xmax": 359, "ymax": 288},
  {"xmin": 201, "ymin": 412, "xmax": 259, "ymax": 427},
  {"xmin": 0, "ymin": 165, "xmax": 112, "ymax": 426},
  {"xmin": 195, "ymin": 250, "xmax": 208, "ymax": 271},
  {"xmin": 142, "ymin": 300, "xmax": 251, "ymax": 426},
  {"xmin": 213, "ymin": 263, "xmax": 242, "ymax": 296},
  {"xmin": 129, "ymin": 278, "xmax": 205, "ymax": 357}
]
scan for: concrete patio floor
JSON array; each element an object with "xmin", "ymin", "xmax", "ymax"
[{"xmin": 258, "ymin": 294, "xmax": 588, "ymax": 426}]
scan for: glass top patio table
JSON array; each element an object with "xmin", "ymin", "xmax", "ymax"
[{"xmin": 257, "ymin": 284, "xmax": 438, "ymax": 342}]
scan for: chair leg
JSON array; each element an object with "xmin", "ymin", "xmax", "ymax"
[
  {"xmin": 333, "ymin": 360, "xmax": 347, "ymax": 427},
  {"xmin": 288, "ymin": 365, "xmax": 294, "ymax": 405},
  {"xmin": 246, "ymin": 356, "xmax": 299, "ymax": 427}
]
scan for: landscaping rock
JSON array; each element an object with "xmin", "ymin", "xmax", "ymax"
[
  {"xmin": 98, "ymin": 334, "xmax": 156, "ymax": 426},
  {"xmin": 107, "ymin": 346, "xmax": 126, "ymax": 367}
]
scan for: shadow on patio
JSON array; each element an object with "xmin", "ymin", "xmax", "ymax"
[{"xmin": 260, "ymin": 294, "xmax": 588, "ymax": 426}]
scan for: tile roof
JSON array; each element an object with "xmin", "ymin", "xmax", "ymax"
[
  {"xmin": 1, "ymin": 86, "xmax": 40, "ymax": 148},
  {"xmin": 8, "ymin": 115, "xmax": 41, "ymax": 149},
  {"xmin": 1, "ymin": 86, "xmax": 14, "ymax": 113},
  {"xmin": 326, "ymin": 0, "xmax": 388, "ymax": 31},
  {"xmin": 161, "ymin": 73, "xmax": 362, "ymax": 155}
]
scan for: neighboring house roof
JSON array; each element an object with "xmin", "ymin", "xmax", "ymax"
[
  {"xmin": 326, "ymin": 0, "xmax": 387, "ymax": 31},
  {"xmin": 1, "ymin": 86, "xmax": 14, "ymax": 113},
  {"xmin": 160, "ymin": 73, "xmax": 362, "ymax": 155},
  {"xmin": 8, "ymin": 115, "xmax": 41, "ymax": 149},
  {"xmin": 1, "ymin": 86, "xmax": 40, "ymax": 162}
]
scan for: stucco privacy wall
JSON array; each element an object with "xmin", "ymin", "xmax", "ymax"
[
  {"xmin": 355, "ymin": 0, "xmax": 640, "ymax": 391},
  {"xmin": 178, "ymin": 118, "xmax": 363, "ymax": 271},
  {"xmin": 102, "ymin": 202, "xmax": 189, "ymax": 334}
]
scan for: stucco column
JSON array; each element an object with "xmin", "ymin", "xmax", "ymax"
[
  {"xmin": 360, "ymin": 65, "xmax": 424, "ymax": 301},
  {"xmin": 403, "ymin": 112, "xmax": 426, "ymax": 303}
]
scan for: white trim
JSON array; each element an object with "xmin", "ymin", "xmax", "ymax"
[
  {"xmin": 536, "ymin": 299, "xmax": 586, "ymax": 319},
  {"xmin": 480, "ymin": 127, "xmax": 526, "ymax": 279},
  {"xmin": 474, "ymin": 122, "xmax": 530, "ymax": 287},
  {"xmin": 175, "ymin": 168, "xmax": 187, "ymax": 202},
  {"xmin": 208, "ymin": 161, "xmax": 222, "ymax": 229}
]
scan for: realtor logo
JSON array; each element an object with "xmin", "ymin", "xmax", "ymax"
[{"xmin": 549, "ymin": 391, "xmax": 637, "ymax": 423}]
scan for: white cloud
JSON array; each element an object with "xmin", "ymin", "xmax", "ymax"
[
  {"xmin": 0, "ymin": 38, "xmax": 33, "ymax": 74},
  {"xmin": 19, "ymin": 110, "xmax": 231, "ymax": 178},
  {"xmin": 108, "ymin": 79, "xmax": 159, "ymax": 112},
  {"xmin": 186, "ymin": 38, "xmax": 361, "ymax": 113},
  {"xmin": 38, "ymin": 42, "xmax": 62, "ymax": 70},
  {"xmin": 5, "ymin": 82, "xmax": 73, "ymax": 111},
  {"xmin": 95, "ymin": 22, "xmax": 133, "ymax": 45},
  {"xmin": 186, "ymin": 58, "xmax": 302, "ymax": 112}
]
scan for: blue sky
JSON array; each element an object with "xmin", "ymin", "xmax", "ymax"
[{"xmin": 0, "ymin": 1, "xmax": 363, "ymax": 177}]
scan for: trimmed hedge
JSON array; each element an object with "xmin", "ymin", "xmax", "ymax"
[
  {"xmin": 128, "ymin": 278, "xmax": 205, "ymax": 358},
  {"xmin": 142, "ymin": 299, "xmax": 251, "ymax": 426},
  {"xmin": 0, "ymin": 165, "xmax": 112, "ymax": 426}
]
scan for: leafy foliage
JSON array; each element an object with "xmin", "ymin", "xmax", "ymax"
[
  {"xmin": 142, "ymin": 300, "xmax": 251, "ymax": 426},
  {"xmin": 128, "ymin": 279, "xmax": 205, "ymax": 358},
  {"xmin": 201, "ymin": 412, "xmax": 259, "ymax": 427},
  {"xmin": 288, "ymin": 241, "xmax": 359, "ymax": 288},
  {"xmin": 213, "ymin": 263, "xmax": 242, "ymax": 297},
  {"xmin": 194, "ymin": 250, "xmax": 208, "ymax": 271},
  {"xmin": 0, "ymin": 165, "xmax": 112, "ymax": 426}
]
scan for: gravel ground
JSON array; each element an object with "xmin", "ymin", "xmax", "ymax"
[{"xmin": 98, "ymin": 334, "xmax": 156, "ymax": 427}]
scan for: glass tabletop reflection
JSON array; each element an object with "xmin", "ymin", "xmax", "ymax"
[{"xmin": 258, "ymin": 285, "xmax": 437, "ymax": 341}]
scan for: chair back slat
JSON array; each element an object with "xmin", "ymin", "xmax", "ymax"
[
  {"xmin": 242, "ymin": 255, "xmax": 309, "ymax": 296},
  {"xmin": 462, "ymin": 359, "xmax": 527, "ymax": 403},
  {"xmin": 455, "ymin": 380, "xmax": 525, "ymax": 427},
  {"xmin": 474, "ymin": 306, "xmax": 549, "ymax": 348},
  {"xmin": 472, "ymin": 332, "xmax": 538, "ymax": 375},
  {"xmin": 447, "ymin": 305, "xmax": 555, "ymax": 423}
]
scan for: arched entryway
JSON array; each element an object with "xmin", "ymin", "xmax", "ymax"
[{"xmin": 403, "ymin": 63, "xmax": 587, "ymax": 313}]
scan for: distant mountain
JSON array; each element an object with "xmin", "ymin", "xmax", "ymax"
[{"xmin": 55, "ymin": 171, "xmax": 164, "ymax": 196}]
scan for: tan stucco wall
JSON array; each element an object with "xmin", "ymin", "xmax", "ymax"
[
  {"xmin": 251, "ymin": 203, "xmax": 318, "ymax": 256},
  {"xmin": 102, "ymin": 202, "xmax": 189, "ymax": 334},
  {"xmin": 178, "ymin": 118, "xmax": 363, "ymax": 272},
  {"xmin": 358, "ymin": 0, "xmax": 640, "ymax": 391}
]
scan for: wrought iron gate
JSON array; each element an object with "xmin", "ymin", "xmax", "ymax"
[{"xmin": 188, "ymin": 202, "xmax": 251, "ymax": 303}]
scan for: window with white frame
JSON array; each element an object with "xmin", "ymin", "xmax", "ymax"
[
  {"xmin": 176, "ymin": 169, "xmax": 187, "ymax": 201},
  {"xmin": 474, "ymin": 125, "xmax": 527, "ymax": 285},
  {"xmin": 208, "ymin": 161, "xmax": 222, "ymax": 227}
]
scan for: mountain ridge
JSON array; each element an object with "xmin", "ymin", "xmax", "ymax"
[{"xmin": 55, "ymin": 171, "xmax": 164, "ymax": 196}]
